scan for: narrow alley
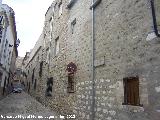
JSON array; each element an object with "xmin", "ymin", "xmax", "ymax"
[{"xmin": 0, "ymin": 92, "xmax": 60, "ymax": 120}]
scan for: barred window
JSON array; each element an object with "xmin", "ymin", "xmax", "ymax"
[
  {"xmin": 46, "ymin": 77, "xmax": 53, "ymax": 97},
  {"xmin": 67, "ymin": 74, "xmax": 74, "ymax": 93}
]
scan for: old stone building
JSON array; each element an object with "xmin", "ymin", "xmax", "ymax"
[
  {"xmin": 0, "ymin": 3, "xmax": 18, "ymax": 97},
  {"xmin": 13, "ymin": 56, "xmax": 23, "ymax": 83},
  {"xmin": 23, "ymin": 0, "xmax": 160, "ymax": 120}
]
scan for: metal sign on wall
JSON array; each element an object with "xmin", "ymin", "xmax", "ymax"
[{"xmin": 66, "ymin": 62, "xmax": 77, "ymax": 74}]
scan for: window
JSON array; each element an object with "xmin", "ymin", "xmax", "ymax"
[
  {"xmin": 34, "ymin": 79, "xmax": 37, "ymax": 90},
  {"xmin": 39, "ymin": 61, "xmax": 43, "ymax": 77},
  {"xmin": 53, "ymin": 4, "xmax": 56, "ymax": 13},
  {"xmin": 49, "ymin": 17, "xmax": 53, "ymax": 32},
  {"xmin": 71, "ymin": 18, "xmax": 76, "ymax": 34},
  {"xmin": 0, "ymin": 16, "xmax": 3, "ymax": 25},
  {"xmin": 67, "ymin": 0, "xmax": 75, "ymax": 8},
  {"xmin": 0, "ymin": 27, "xmax": 2, "ymax": 43},
  {"xmin": 3, "ymin": 77, "xmax": 7, "ymax": 95},
  {"xmin": 67, "ymin": 74, "xmax": 74, "ymax": 93},
  {"xmin": 155, "ymin": 0, "xmax": 160, "ymax": 30},
  {"xmin": 8, "ymin": 51, "xmax": 11, "ymax": 64},
  {"xmin": 3, "ymin": 40, "xmax": 8, "ymax": 57},
  {"xmin": 28, "ymin": 82, "xmax": 30, "ymax": 92},
  {"xmin": 46, "ymin": 48, "xmax": 49, "ymax": 63},
  {"xmin": 58, "ymin": 2, "xmax": 63, "ymax": 17},
  {"xmin": 0, "ymin": 72, "xmax": 3, "ymax": 82},
  {"xmin": 55, "ymin": 37, "xmax": 60, "ymax": 55},
  {"xmin": 49, "ymin": 17, "xmax": 53, "ymax": 41},
  {"xmin": 35, "ymin": 56, "xmax": 39, "ymax": 62},
  {"xmin": 45, "ymin": 77, "xmax": 53, "ymax": 97},
  {"xmin": 32, "ymin": 68, "xmax": 35, "ymax": 84},
  {"xmin": 123, "ymin": 76, "xmax": 140, "ymax": 106}
]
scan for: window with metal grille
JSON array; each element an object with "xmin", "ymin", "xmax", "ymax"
[
  {"xmin": 123, "ymin": 76, "xmax": 140, "ymax": 106},
  {"xmin": 46, "ymin": 77, "xmax": 53, "ymax": 97},
  {"xmin": 67, "ymin": 74, "xmax": 74, "ymax": 93}
]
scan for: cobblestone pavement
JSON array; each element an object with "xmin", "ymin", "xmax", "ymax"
[{"xmin": 0, "ymin": 92, "xmax": 61, "ymax": 120}]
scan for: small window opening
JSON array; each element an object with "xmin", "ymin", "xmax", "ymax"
[
  {"xmin": 58, "ymin": 2, "xmax": 63, "ymax": 17},
  {"xmin": 0, "ymin": 27, "xmax": 2, "ymax": 43},
  {"xmin": 39, "ymin": 61, "xmax": 43, "ymax": 77},
  {"xmin": 123, "ymin": 76, "xmax": 140, "ymax": 106},
  {"xmin": 28, "ymin": 82, "xmax": 30, "ymax": 92},
  {"xmin": 55, "ymin": 37, "xmax": 60, "ymax": 55},
  {"xmin": 71, "ymin": 18, "xmax": 76, "ymax": 34},
  {"xmin": 34, "ymin": 79, "xmax": 37, "ymax": 90},
  {"xmin": 67, "ymin": 74, "xmax": 75, "ymax": 93},
  {"xmin": 0, "ymin": 72, "xmax": 3, "ymax": 81},
  {"xmin": 45, "ymin": 77, "xmax": 53, "ymax": 97},
  {"xmin": 32, "ymin": 68, "xmax": 35, "ymax": 84},
  {"xmin": 154, "ymin": 0, "xmax": 160, "ymax": 30},
  {"xmin": 46, "ymin": 48, "xmax": 49, "ymax": 63}
]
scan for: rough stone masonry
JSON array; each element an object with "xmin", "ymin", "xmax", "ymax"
[{"xmin": 21, "ymin": 0, "xmax": 160, "ymax": 120}]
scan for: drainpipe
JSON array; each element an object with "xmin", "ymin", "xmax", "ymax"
[
  {"xmin": 90, "ymin": 0, "xmax": 96, "ymax": 119},
  {"xmin": 90, "ymin": 0, "xmax": 101, "ymax": 120},
  {"xmin": 150, "ymin": 0, "xmax": 160, "ymax": 37}
]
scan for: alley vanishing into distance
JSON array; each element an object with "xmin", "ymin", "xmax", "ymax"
[{"xmin": 0, "ymin": 92, "xmax": 60, "ymax": 120}]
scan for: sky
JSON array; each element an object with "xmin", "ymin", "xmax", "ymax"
[{"xmin": 2, "ymin": 0, "xmax": 53, "ymax": 57}]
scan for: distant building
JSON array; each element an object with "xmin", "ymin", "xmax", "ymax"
[
  {"xmin": 0, "ymin": 3, "xmax": 18, "ymax": 97},
  {"xmin": 12, "ymin": 57, "xmax": 23, "ymax": 83},
  {"xmin": 23, "ymin": 0, "xmax": 160, "ymax": 120}
]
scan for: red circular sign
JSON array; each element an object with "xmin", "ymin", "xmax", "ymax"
[{"xmin": 66, "ymin": 62, "xmax": 77, "ymax": 73}]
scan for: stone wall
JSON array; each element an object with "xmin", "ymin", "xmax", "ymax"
[
  {"xmin": 24, "ymin": 0, "xmax": 160, "ymax": 120},
  {"xmin": 92, "ymin": 0, "xmax": 160, "ymax": 120}
]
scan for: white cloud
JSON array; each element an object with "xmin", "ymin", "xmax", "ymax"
[{"xmin": 3, "ymin": 0, "xmax": 53, "ymax": 57}]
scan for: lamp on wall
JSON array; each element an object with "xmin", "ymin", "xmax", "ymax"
[{"xmin": 16, "ymin": 39, "xmax": 20, "ymax": 47}]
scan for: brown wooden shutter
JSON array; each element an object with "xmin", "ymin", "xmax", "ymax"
[{"xmin": 123, "ymin": 77, "xmax": 140, "ymax": 106}]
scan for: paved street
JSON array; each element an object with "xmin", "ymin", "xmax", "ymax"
[{"xmin": 0, "ymin": 92, "xmax": 60, "ymax": 120}]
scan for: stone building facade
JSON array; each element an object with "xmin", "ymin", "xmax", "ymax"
[
  {"xmin": 0, "ymin": 3, "xmax": 18, "ymax": 97},
  {"xmin": 23, "ymin": 0, "xmax": 160, "ymax": 120},
  {"xmin": 13, "ymin": 56, "xmax": 23, "ymax": 83}
]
